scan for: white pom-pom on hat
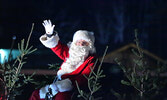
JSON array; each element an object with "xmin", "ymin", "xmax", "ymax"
[{"xmin": 73, "ymin": 30, "xmax": 95, "ymax": 44}]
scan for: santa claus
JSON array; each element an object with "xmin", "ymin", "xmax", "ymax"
[{"xmin": 29, "ymin": 20, "xmax": 97, "ymax": 100}]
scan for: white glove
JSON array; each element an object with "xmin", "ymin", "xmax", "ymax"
[
  {"xmin": 39, "ymin": 84, "xmax": 58, "ymax": 99},
  {"xmin": 39, "ymin": 79, "xmax": 73, "ymax": 99},
  {"xmin": 42, "ymin": 20, "xmax": 55, "ymax": 35}
]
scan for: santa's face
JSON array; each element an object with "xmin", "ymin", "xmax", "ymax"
[
  {"xmin": 57, "ymin": 41, "xmax": 90, "ymax": 77},
  {"xmin": 69, "ymin": 41, "xmax": 90, "ymax": 59},
  {"xmin": 75, "ymin": 39, "xmax": 89, "ymax": 46}
]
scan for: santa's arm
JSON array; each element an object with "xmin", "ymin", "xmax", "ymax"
[
  {"xmin": 40, "ymin": 33, "xmax": 69, "ymax": 60},
  {"xmin": 40, "ymin": 20, "xmax": 69, "ymax": 60},
  {"xmin": 51, "ymin": 41, "xmax": 69, "ymax": 60}
]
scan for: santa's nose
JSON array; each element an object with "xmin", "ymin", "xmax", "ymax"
[{"xmin": 80, "ymin": 42, "xmax": 84, "ymax": 46}]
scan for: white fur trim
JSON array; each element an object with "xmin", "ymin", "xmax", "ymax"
[
  {"xmin": 57, "ymin": 70, "xmax": 65, "ymax": 80},
  {"xmin": 73, "ymin": 30, "xmax": 95, "ymax": 43},
  {"xmin": 55, "ymin": 78, "xmax": 73, "ymax": 92},
  {"xmin": 40, "ymin": 34, "xmax": 59, "ymax": 48}
]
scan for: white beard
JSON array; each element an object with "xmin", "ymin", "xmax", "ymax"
[{"xmin": 57, "ymin": 42, "xmax": 90, "ymax": 79}]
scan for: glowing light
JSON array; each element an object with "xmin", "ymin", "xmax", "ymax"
[{"xmin": 0, "ymin": 49, "xmax": 20, "ymax": 64}]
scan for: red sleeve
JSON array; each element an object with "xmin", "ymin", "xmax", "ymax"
[{"xmin": 51, "ymin": 41, "xmax": 69, "ymax": 60}]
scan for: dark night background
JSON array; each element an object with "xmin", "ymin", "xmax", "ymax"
[
  {"xmin": 0, "ymin": 0, "xmax": 167, "ymax": 59},
  {"xmin": 0, "ymin": 0, "xmax": 167, "ymax": 99}
]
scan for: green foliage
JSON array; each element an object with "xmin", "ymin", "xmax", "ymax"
[
  {"xmin": 115, "ymin": 29, "xmax": 167, "ymax": 100},
  {"xmin": 0, "ymin": 24, "xmax": 37, "ymax": 100},
  {"xmin": 75, "ymin": 46, "xmax": 108, "ymax": 100},
  {"xmin": 48, "ymin": 63, "xmax": 60, "ymax": 71},
  {"xmin": 33, "ymin": 64, "xmax": 60, "ymax": 89}
]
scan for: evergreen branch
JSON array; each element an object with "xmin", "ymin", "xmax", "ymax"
[
  {"xmin": 75, "ymin": 81, "xmax": 87, "ymax": 100},
  {"xmin": 0, "ymin": 23, "xmax": 37, "ymax": 100},
  {"xmin": 116, "ymin": 30, "xmax": 167, "ymax": 99},
  {"xmin": 97, "ymin": 46, "xmax": 108, "ymax": 74},
  {"xmin": 76, "ymin": 46, "xmax": 108, "ymax": 100},
  {"xmin": 25, "ymin": 23, "xmax": 34, "ymax": 50},
  {"xmin": 134, "ymin": 29, "xmax": 143, "ymax": 58}
]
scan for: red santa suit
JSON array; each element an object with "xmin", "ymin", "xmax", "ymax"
[{"xmin": 29, "ymin": 30, "xmax": 97, "ymax": 100}]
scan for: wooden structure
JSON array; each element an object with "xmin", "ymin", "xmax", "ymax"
[{"xmin": 102, "ymin": 43, "xmax": 166, "ymax": 68}]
